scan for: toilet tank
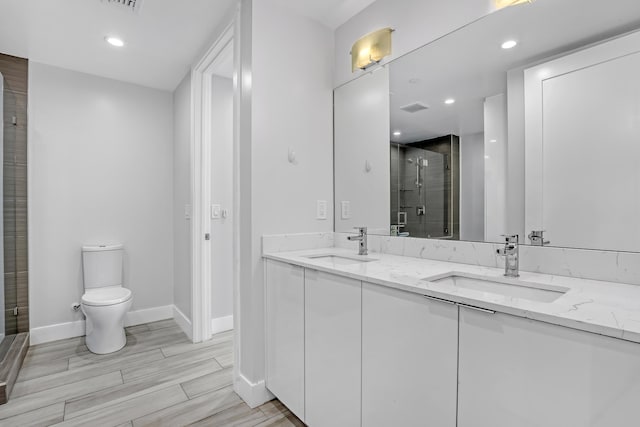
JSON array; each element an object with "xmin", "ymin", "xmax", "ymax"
[{"xmin": 82, "ymin": 244, "xmax": 124, "ymax": 289}]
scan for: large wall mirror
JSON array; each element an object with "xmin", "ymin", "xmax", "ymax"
[{"xmin": 334, "ymin": 0, "xmax": 640, "ymax": 253}]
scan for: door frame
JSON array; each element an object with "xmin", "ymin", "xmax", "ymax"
[{"xmin": 190, "ymin": 20, "xmax": 235, "ymax": 343}]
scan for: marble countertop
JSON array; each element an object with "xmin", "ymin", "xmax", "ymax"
[{"xmin": 264, "ymin": 248, "xmax": 640, "ymax": 344}]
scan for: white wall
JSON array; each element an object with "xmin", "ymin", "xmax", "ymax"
[
  {"xmin": 506, "ymin": 67, "xmax": 526, "ymax": 239},
  {"xmin": 460, "ymin": 132, "xmax": 484, "ymax": 242},
  {"xmin": 334, "ymin": 0, "xmax": 495, "ymax": 87},
  {"xmin": 236, "ymin": 0, "xmax": 334, "ymax": 402},
  {"xmin": 484, "ymin": 94, "xmax": 507, "ymax": 243},
  {"xmin": 173, "ymin": 72, "xmax": 192, "ymax": 320},
  {"xmin": 334, "ymin": 67, "xmax": 389, "ymax": 234},
  {"xmin": 210, "ymin": 75, "xmax": 234, "ymax": 323},
  {"xmin": 29, "ymin": 62, "xmax": 174, "ymax": 330}
]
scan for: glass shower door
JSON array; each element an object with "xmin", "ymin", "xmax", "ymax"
[{"xmin": 391, "ymin": 144, "xmax": 451, "ymax": 239}]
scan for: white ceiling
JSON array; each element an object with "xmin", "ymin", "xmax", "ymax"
[
  {"xmin": 272, "ymin": 0, "xmax": 376, "ymax": 29},
  {"xmin": 0, "ymin": 0, "xmax": 372, "ymax": 92},
  {"xmin": 389, "ymin": 0, "xmax": 640, "ymax": 144},
  {"xmin": 0, "ymin": 0, "xmax": 236, "ymax": 91}
]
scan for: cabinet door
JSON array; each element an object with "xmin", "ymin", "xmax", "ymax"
[
  {"xmin": 265, "ymin": 260, "xmax": 305, "ymax": 421},
  {"xmin": 362, "ymin": 283, "xmax": 458, "ymax": 427},
  {"xmin": 305, "ymin": 269, "xmax": 361, "ymax": 427},
  {"xmin": 458, "ymin": 306, "xmax": 640, "ymax": 427}
]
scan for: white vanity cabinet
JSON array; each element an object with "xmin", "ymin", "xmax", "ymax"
[
  {"xmin": 305, "ymin": 269, "xmax": 361, "ymax": 427},
  {"xmin": 458, "ymin": 306, "xmax": 640, "ymax": 427},
  {"xmin": 265, "ymin": 260, "xmax": 305, "ymax": 421},
  {"xmin": 362, "ymin": 282, "xmax": 458, "ymax": 427}
]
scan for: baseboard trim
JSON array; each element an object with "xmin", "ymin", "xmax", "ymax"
[
  {"xmin": 173, "ymin": 305, "xmax": 193, "ymax": 340},
  {"xmin": 124, "ymin": 305, "xmax": 173, "ymax": 327},
  {"xmin": 234, "ymin": 373, "xmax": 274, "ymax": 408},
  {"xmin": 29, "ymin": 320, "xmax": 85, "ymax": 345},
  {"xmin": 30, "ymin": 305, "xmax": 174, "ymax": 345},
  {"xmin": 211, "ymin": 315, "xmax": 233, "ymax": 335}
]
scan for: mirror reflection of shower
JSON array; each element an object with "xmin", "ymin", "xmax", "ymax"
[{"xmin": 390, "ymin": 135, "xmax": 459, "ymax": 239}]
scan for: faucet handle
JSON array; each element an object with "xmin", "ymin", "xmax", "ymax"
[
  {"xmin": 528, "ymin": 230, "xmax": 550, "ymax": 246},
  {"xmin": 501, "ymin": 234, "xmax": 519, "ymax": 244}
]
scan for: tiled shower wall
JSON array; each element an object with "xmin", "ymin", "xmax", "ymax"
[
  {"xmin": 0, "ymin": 54, "xmax": 28, "ymax": 334},
  {"xmin": 391, "ymin": 135, "xmax": 460, "ymax": 240}
]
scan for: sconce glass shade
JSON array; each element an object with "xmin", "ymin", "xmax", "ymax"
[
  {"xmin": 494, "ymin": 0, "xmax": 533, "ymax": 9},
  {"xmin": 351, "ymin": 27, "xmax": 393, "ymax": 72}
]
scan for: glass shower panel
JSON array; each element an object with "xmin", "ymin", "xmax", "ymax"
[
  {"xmin": 391, "ymin": 144, "xmax": 450, "ymax": 238},
  {"xmin": 1, "ymin": 70, "xmax": 19, "ymax": 361}
]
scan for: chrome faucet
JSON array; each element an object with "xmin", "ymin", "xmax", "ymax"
[
  {"xmin": 497, "ymin": 234, "xmax": 519, "ymax": 277},
  {"xmin": 347, "ymin": 226, "xmax": 368, "ymax": 255},
  {"xmin": 528, "ymin": 230, "xmax": 550, "ymax": 246}
]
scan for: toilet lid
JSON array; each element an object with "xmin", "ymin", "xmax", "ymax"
[{"xmin": 82, "ymin": 287, "xmax": 132, "ymax": 306}]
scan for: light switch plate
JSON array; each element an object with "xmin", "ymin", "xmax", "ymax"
[
  {"xmin": 341, "ymin": 201, "xmax": 351, "ymax": 219},
  {"xmin": 211, "ymin": 204, "xmax": 222, "ymax": 219},
  {"xmin": 316, "ymin": 200, "xmax": 327, "ymax": 220}
]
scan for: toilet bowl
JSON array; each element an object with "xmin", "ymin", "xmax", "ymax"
[
  {"xmin": 81, "ymin": 244, "xmax": 133, "ymax": 354},
  {"xmin": 81, "ymin": 286, "xmax": 133, "ymax": 354}
]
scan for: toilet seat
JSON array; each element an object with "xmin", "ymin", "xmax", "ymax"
[{"xmin": 82, "ymin": 287, "xmax": 132, "ymax": 307}]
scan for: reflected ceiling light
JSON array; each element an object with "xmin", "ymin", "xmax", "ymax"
[
  {"xmin": 501, "ymin": 40, "xmax": 518, "ymax": 49},
  {"xmin": 494, "ymin": 0, "xmax": 533, "ymax": 10},
  {"xmin": 105, "ymin": 36, "xmax": 125, "ymax": 47},
  {"xmin": 538, "ymin": 69, "xmax": 551, "ymax": 79},
  {"xmin": 393, "ymin": 131, "xmax": 402, "ymax": 136},
  {"xmin": 490, "ymin": 139, "xmax": 497, "ymax": 143},
  {"xmin": 444, "ymin": 98, "xmax": 456, "ymax": 105},
  {"xmin": 351, "ymin": 28, "xmax": 393, "ymax": 72}
]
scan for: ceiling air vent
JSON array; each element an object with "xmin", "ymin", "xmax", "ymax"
[
  {"xmin": 101, "ymin": 0, "xmax": 144, "ymax": 14},
  {"xmin": 400, "ymin": 102, "xmax": 429, "ymax": 113}
]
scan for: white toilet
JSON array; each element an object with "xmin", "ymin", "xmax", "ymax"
[{"xmin": 81, "ymin": 244, "xmax": 133, "ymax": 354}]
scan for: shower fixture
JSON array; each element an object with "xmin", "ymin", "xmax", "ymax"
[{"xmin": 410, "ymin": 156, "xmax": 428, "ymax": 188}]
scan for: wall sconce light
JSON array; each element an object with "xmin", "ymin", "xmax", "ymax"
[
  {"xmin": 494, "ymin": 0, "xmax": 533, "ymax": 9},
  {"xmin": 351, "ymin": 27, "xmax": 393, "ymax": 72}
]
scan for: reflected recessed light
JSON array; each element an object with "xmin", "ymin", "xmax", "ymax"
[
  {"xmin": 490, "ymin": 139, "xmax": 497, "ymax": 143},
  {"xmin": 444, "ymin": 98, "xmax": 455, "ymax": 105},
  {"xmin": 501, "ymin": 40, "xmax": 517, "ymax": 49},
  {"xmin": 105, "ymin": 36, "xmax": 125, "ymax": 47},
  {"xmin": 393, "ymin": 131, "xmax": 402, "ymax": 136},
  {"xmin": 538, "ymin": 69, "xmax": 551, "ymax": 79},
  {"xmin": 485, "ymin": 155, "xmax": 490, "ymax": 159}
]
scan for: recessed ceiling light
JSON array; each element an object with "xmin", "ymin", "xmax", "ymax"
[
  {"xmin": 501, "ymin": 40, "xmax": 517, "ymax": 49},
  {"xmin": 393, "ymin": 131, "xmax": 402, "ymax": 136},
  {"xmin": 444, "ymin": 98, "xmax": 455, "ymax": 105},
  {"xmin": 105, "ymin": 36, "xmax": 125, "ymax": 47}
]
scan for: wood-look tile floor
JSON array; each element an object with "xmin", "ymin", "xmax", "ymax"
[{"xmin": 0, "ymin": 320, "xmax": 304, "ymax": 427}]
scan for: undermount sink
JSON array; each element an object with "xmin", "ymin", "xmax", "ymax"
[
  {"xmin": 427, "ymin": 273, "xmax": 568, "ymax": 303},
  {"xmin": 305, "ymin": 254, "xmax": 376, "ymax": 265}
]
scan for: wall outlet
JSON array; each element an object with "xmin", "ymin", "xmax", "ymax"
[
  {"xmin": 184, "ymin": 204, "xmax": 192, "ymax": 220},
  {"xmin": 341, "ymin": 201, "xmax": 351, "ymax": 219},
  {"xmin": 316, "ymin": 200, "xmax": 327, "ymax": 220}
]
